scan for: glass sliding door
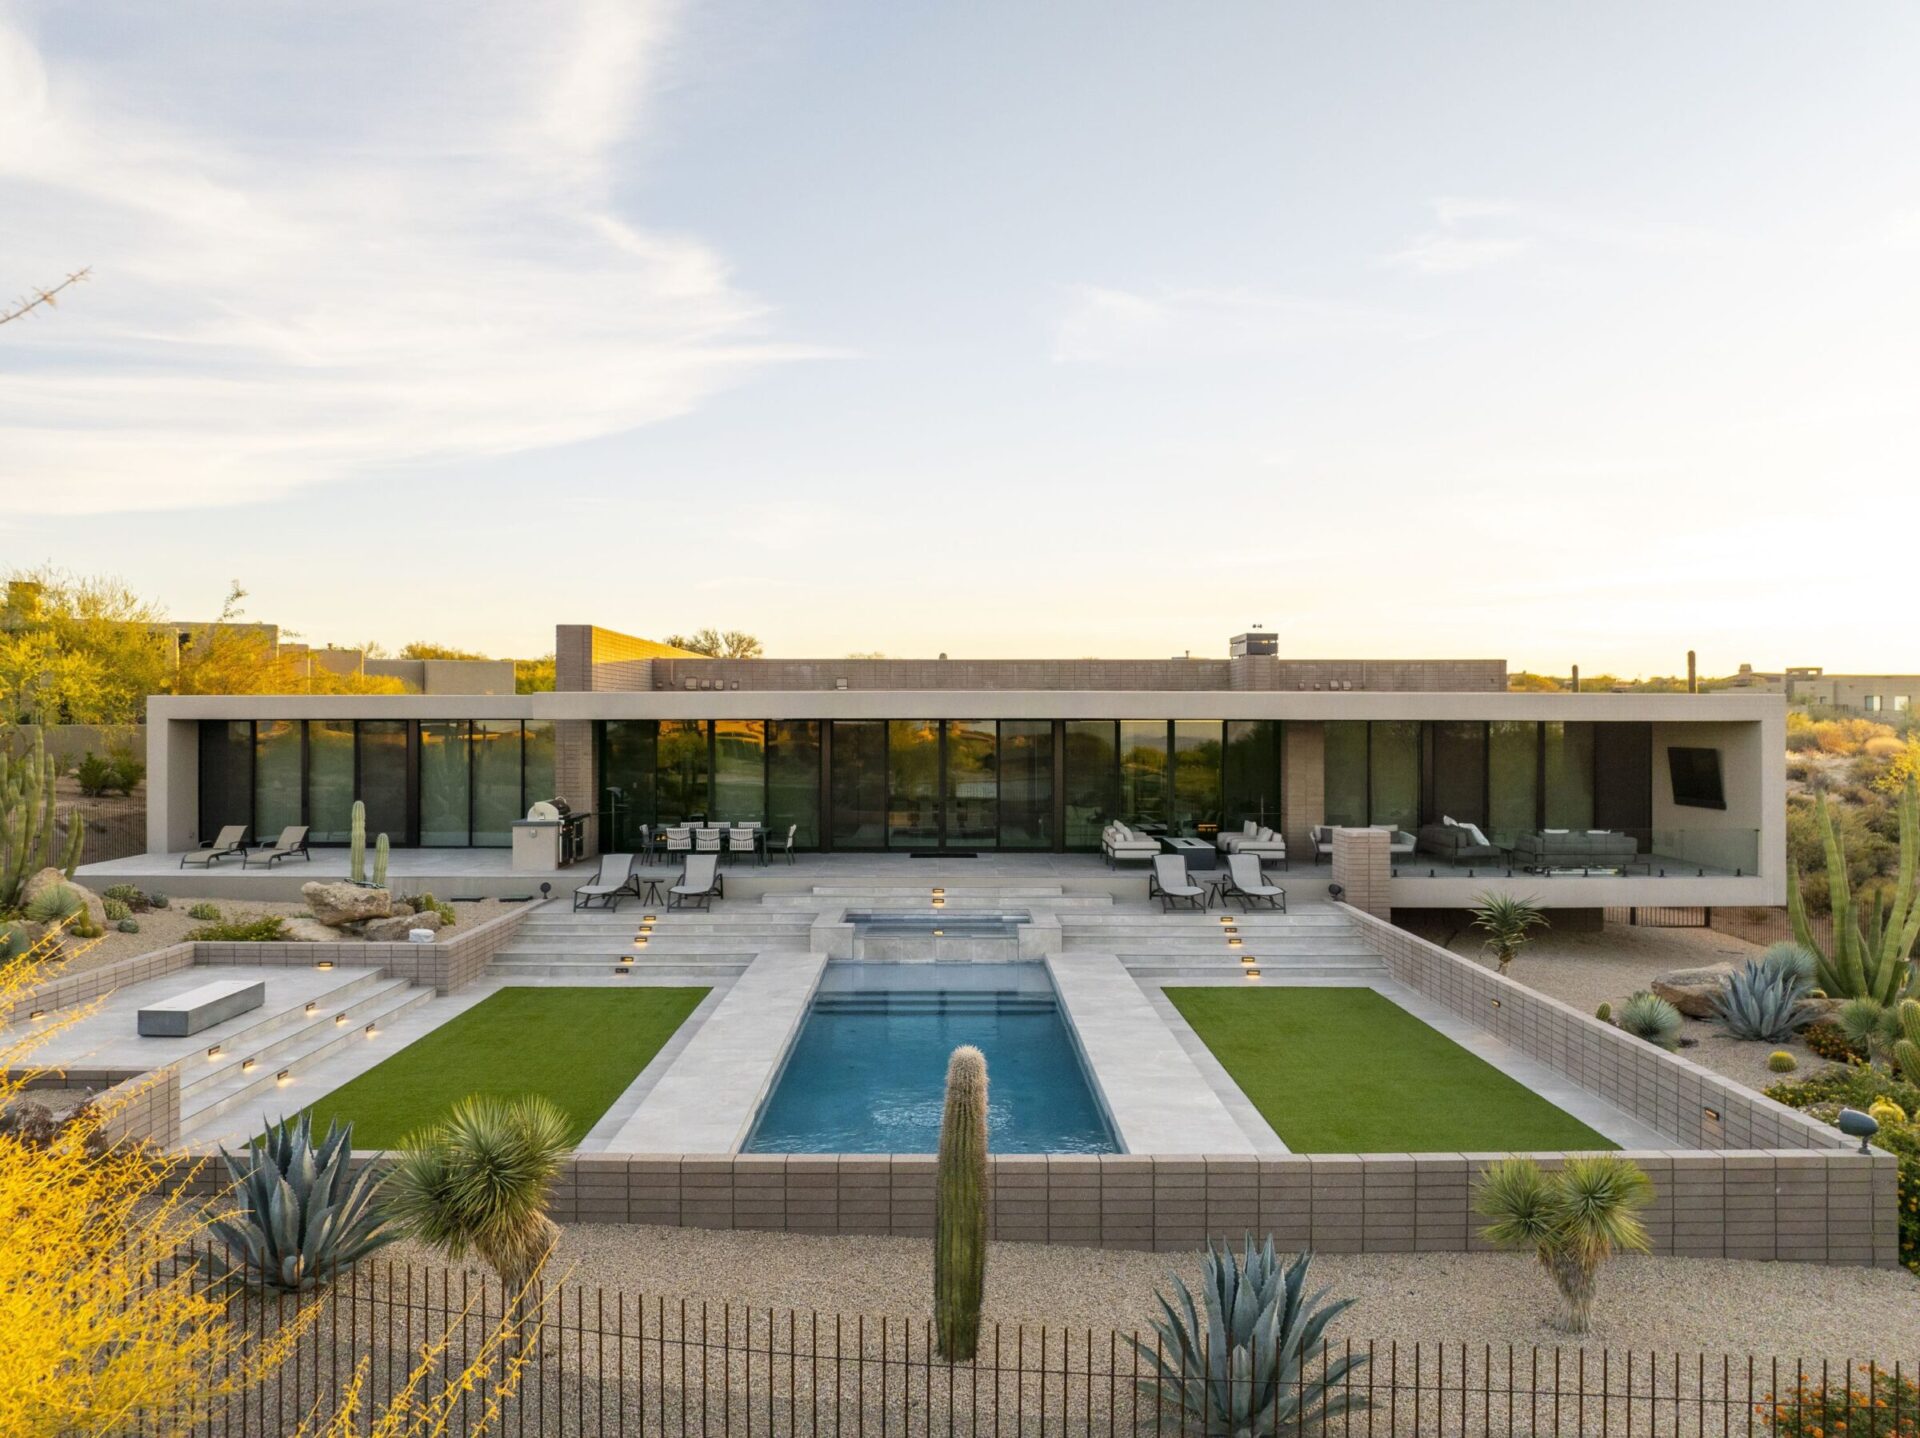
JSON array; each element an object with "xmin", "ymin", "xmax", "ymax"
[
  {"xmin": 1368, "ymin": 721, "xmax": 1420, "ymax": 834},
  {"xmin": 357, "ymin": 720, "xmax": 410, "ymax": 844},
  {"xmin": 1428, "ymin": 721, "xmax": 1488, "ymax": 827},
  {"xmin": 1119, "ymin": 720, "xmax": 1168, "ymax": 832},
  {"xmin": 1487, "ymin": 721, "xmax": 1538, "ymax": 848},
  {"xmin": 471, "ymin": 720, "xmax": 523, "ymax": 847},
  {"xmin": 887, "ymin": 720, "xmax": 941, "ymax": 848},
  {"xmin": 998, "ymin": 720, "xmax": 1053, "ymax": 849},
  {"xmin": 197, "ymin": 721, "xmax": 252, "ymax": 844},
  {"xmin": 1223, "ymin": 720, "xmax": 1282, "ymax": 835},
  {"xmin": 767, "ymin": 721, "xmax": 821, "ymax": 849},
  {"xmin": 944, "ymin": 720, "xmax": 997, "ymax": 848},
  {"xmin": 830, "ymin": 721, "xmax": 887, "ymax": 848},
  {"xmin": 255, "ymin": 720, "xmax": 303, "ymax": 840},
  {"xmin": 1543, "ymin": 721, "xmax": 1596, "ymax": 830},
  {"xmin": 598, "ymin": 720, "xmax": 655, "ymax": 852},
  {"xmin": 713, "ymin": 720, "xmax": 765, "ymax": 824},
  {"xmin": 1322, "ymin": 721, "xmax": 1368, "ymax": 827},
  {"xmin": 1063, "ymin": 721, "xmax": 1117, "ymax": 849},
  {"xmin": 523, "ymin": 720, "xmax": 555, "ymax": 808},
  {"xmin": 307, "ymin": 720, "xmax": 356, "ymax": 843},
  {"xmin": 1171, "ymin": 721, "xmax": 1222, "ymax": 837},
  {"xmin": 656, "ymin": 720, "xmax": 710, "ymax": 825},
  {"xmin": 420, "ymin": 721, "xmax": 471, "ymax": 846}
]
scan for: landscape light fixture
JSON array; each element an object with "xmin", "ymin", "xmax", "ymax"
[
  {"xmin": 1702, "ymin": 1106, "xmax": 1721, "ymax": 1124},
  {"xmin": 28, "ymin": 1009, "xmax": 44, "ymax": 1021},
  {"xmin": 1838, "ymin": 1108, "xmax": 1879, "ymax": 1154},
  {"xmin": 334, "ymin": 1013, "xmax": 348, "ymax": 1026},
  {"xmin": 1227, "ymin": 937, "xmax": 1242, "ymax": 948},
  {"xmin": 1218, "ymin": 916, "xmax": 1232, "ymax": 926},
  {"xmin": 632, "ymin": 935, "xmax": 648, "ymax": 947},
  {"xmin": 931, "ymin": 888, "xmax": 945, "ymax": 896},
  {"xmin": 276, "ymin": 1069, "xmax": 291, "ymax": 1085},
  {"xmin": 364, "ymin": 1024, "xmax": 377, "ymax": 1038},
  {"xmin": 1244, "ymin": 967, "xmax": 1261, "ymax": 980},
  {"xmin": 539, "ymin": 882, "xmax": 552, "ymax": 899},
  {"xmin": 206, "ymin": 1045, "xmax": 222, "ymax": 1061},
  {"xmin": 242, "ymin": 1058, "xmax": 257, "ymax": 1073},
  {"xmin": 315, "ymin": 960, "xmax": 334, "ymax": 971},
  {"xmin": 304, "ymin": 1001, "xmax": 317, "ymax": 1014},
  {"xmin": 1239, "ymin": 953, "xmax": 1256, "ymax": 965}
]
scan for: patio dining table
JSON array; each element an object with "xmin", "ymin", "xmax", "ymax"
[{"xmin": 637, "ymin": 823, "xmax": 770, "ymax": 866}]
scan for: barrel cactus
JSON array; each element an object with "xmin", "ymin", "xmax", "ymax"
[
  {"xmin": 1869, "ymin": 1097, "xmax": 1908, "ymax": 1127},
  {"xmin": 1134, "ymin": 1236, "xmax": 1367, "ymax": 1433},
  {"xmin": 373, "ymin": 831, "xmax": 389, "ymax": 889},
  {"xmin": 935, "ymin": 1045, "xmax": 988, "ymax": 1360},
  {"xmin": 348, "ymin": 800, "xmax": 367, "ymax": 883},
  {"xmin": 1768, "ymin": 1050, "xmax": 1798, "ymax": 1073},
  {"xmin": 210, "ymin": 1113, "xmax": 397, "ymax": 1292}
]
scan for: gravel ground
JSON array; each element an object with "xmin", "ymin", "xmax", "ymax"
[{"xmin": 367, "ymin": 1223, "xmax": 1920, "ymax": 1366}]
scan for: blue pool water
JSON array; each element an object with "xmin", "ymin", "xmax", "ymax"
[{"xmin": 745, "ymin": 966, "xmax": 1117, "ymax": 1154}]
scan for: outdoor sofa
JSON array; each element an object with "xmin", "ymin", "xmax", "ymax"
[
  {"xmin": 1415, "ymin": 820, "xmax": 1504, "ymax": 865},
  {"xmin": 1214, "ymin": 820, "xmax": 1289, "ymax": 867},
  {"xmin": 1511, "ymin": 829, "xmax": 1638, "ymax": 871},
  {"xmin": 1101, "ymin": 822, "xmax": 1160, "ymax": 867},
  {"xmin": 1310, "ymin": 824, "xmax": 1415, "ymax": 863}
]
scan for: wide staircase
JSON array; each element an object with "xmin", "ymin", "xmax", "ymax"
[
  {"xmin": 1061, "ymin": 907, "xmax": 1387, "ymax": 984},
  {"xmin": 488, "ymin": 908, "xmax": 815, "ymax": 980},
  {"xmin": 177, "ymin": 968, "xmax": 431, "ymax": 1140}
]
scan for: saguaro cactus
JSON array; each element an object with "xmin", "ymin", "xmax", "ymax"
[
  {"xmin": 2, "ymin": 729, "xmax": 67, "ymax": 908},
  {"xmin": 1789, "ymin": 778, "xmax": 1920, "ymax": 1003},
  {"xmin": 349, "ymin": 800, "xmax": 367, "ymax": 884},
  {"xmin": 935, "ymin": 1045, "xmax": 989, "ymax": 1361},
  {"xmin": 373, "ymin": 832, "xmax": 389, "ymax": 889}
]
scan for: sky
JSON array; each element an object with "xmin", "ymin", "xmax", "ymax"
[{"xmin": 2, "ymin": 2, "xmax": 1917, "ymax": 674}]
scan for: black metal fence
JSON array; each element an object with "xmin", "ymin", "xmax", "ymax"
[{"xmin": 174, "ymin": 1257, "xmax": 1918, "ymax": 1436}]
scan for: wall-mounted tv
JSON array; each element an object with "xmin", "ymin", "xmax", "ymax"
[{"xmin": 1667, "ymin": 746, "xmax": 1726, "ymax": 810}]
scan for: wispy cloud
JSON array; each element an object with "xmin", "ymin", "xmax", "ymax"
[
  {"xmin": 1386, "ymin": 196, "xmax": 1715, "ymax": 274},
  {"xmin": 0, "ymin": 3, "xmax": 821, "ymax": 514},
  {"xmin": 1050, "ymin": 284, "xmax": 1419, "ymax": 365}
]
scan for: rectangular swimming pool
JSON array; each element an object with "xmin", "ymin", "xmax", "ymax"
[{"xmin": 744, "ymin": 963, "xmax": 1117, "ymax": 1154}]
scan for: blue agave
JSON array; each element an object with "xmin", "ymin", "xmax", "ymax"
[
  {"xmin": 1713, "ymin": 954, "xmax": 1811, "ymax": 1042},
  {"xmin": 211, "ymin": 1113, "xmax": 396, "ymax": 1292},
  {"xmin": 1134, "ymin": 1236, "xmax": 1366, "ymax": 1435}
]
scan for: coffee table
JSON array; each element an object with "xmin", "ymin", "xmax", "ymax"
[{"xmin": 1158, "ymin": 836, "xmax": 1219, "ymax": 871}]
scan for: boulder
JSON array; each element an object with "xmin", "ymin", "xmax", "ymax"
[
  {"xmin": 301, "ymin": 882, "xmax": 392, "ymax": 927},
  {"xmin": 1650, "ymin": 963, "xmax": 1737, "ymax": 1019},
  {"xmin": 363, "ymin": 911, "xmax": 443, "ymax": 942},
  {"xmin": 281, "ymin": 917, "xmax": 344, "ymax": 943},
  {"xmin": 20, "ymin": 868, "xmax": 107, "ymax": 932}
]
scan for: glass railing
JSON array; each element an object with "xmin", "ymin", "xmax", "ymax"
[{"xmin": 1376, "ymin": 827, "xmax": 1763, "ymax": 879}]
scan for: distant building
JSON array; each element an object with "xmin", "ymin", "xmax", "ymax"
[{"xmin": 1728, "ymin": 664, "xmax": 1916, "ymax": 715}]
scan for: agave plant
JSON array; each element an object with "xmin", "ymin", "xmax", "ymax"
[
  {"xmin": 1133, "ymin": 1236, "xmax": 1367, "ymax": 1435},
  {"xmin": 1618, "ymin": 990, "xmax": 1682, "ymax": 1049},
  {"xmin": 210, "ymin": 1113, "xmax": 396, "ymax": 1292},
  {"xmin": 1712, "ymin": 955, "xmax": 1811, "ymax": 1042}
]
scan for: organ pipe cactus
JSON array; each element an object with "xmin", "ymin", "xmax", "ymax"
[
  {"xmin": 348, "ymin": 799, "xmax": 367, "ymax": 884},
  {"xmin": 1, "ymin": 729, "xmax": 82, "ymax": 909},
  {"xmin": 373, "ymin": 832, "xmax": 389, "ymax": 889},
  {"xmin": 1894, "ymin": 1000, "xmax": 1920, "ymax": 1090},
  {"xmin": 210, "ymin": 1113, "xmax": 397, "ymax": 1292},
  {"xmin": 1789, "ymin": 778, "xmax": 1920, "ymax": 1004},
  {"xmin": 934, "ymin": 1044, "xmax": 988, "ymax": 1361}
]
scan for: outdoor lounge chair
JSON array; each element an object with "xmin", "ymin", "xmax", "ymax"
[
  {"xmin": 1218, "ymin": 821, "xmax": 1288, "ymax": 868},
  {"xmin": 180, "ymin": 825, "xmax": 248, "ymax": 868},
  {"xmin": 668, "ymin": 853, "xmax": 726, "ymax": 911},
  {"xmin": 1147, "ymin": 853, "xmax": 1208, "ymax": 912},
  {"xmin": 572, "ymin": 852, "xmax": 638, "ymax": 910},
  {"xmin": 1102, "ymin": 822, "xmax": 1160, "ymax": 867},
  {"xmin": 1219, "ymin": 853, "xmax": 1287, "ymax": 911},
  {"xmin": 242, "ymin": 825, "xmax": 310, "ymax": 868}
]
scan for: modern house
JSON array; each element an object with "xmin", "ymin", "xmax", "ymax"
[
  {"xmin": 1729, "ymin": 664, "xmax": 1920, "ymax": 716},
  {"xmin": 141, "ymin": 626, "xmax": 1785, "ymax": 913}
]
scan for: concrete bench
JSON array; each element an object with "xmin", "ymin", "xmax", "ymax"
[{"xmin": 137, "ymin": 979, "xmax": 266, "ymax": 1038}]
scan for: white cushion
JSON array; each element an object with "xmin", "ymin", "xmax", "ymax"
[
  {"xmin": 1544, "ymin": 828, "xmax": 1570, "ymax": 835},
  {"xmin": 1463, "ymin": 822, "xmax": 1491, "ymax": 847},
  {"xmin": 1243, "ymin": 820, "xmax": 1258, "ymax": 835},
  {"xmin": 1442, "ymin": 814, "xmax": 1458, "ymax": 827}
]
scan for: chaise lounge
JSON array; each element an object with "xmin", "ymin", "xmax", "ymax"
[
  {"xmin": 1217, "ymin": 853, "xmax": 1287, "ymax": 911},
  {"xmin": 669, "ymin": 853, "xmax": 726, "ymax": 910},
  {"xmin": 242, "ymin": 825, "xmax": 310, "ymax": 868},
  {"xmin": 1147, "ymin": 853, "xmax": 1209, "ymax": 912},
  {"xmin": 573, "ymin": 852, "xmax": 638, "ymax": 910},
  {"xmin": 181, "ymin": 824, "xmax": 248, "ymax": 868}
]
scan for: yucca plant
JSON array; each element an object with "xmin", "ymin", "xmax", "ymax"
[
  {"xmin": 1474, "ymin": 1155, "xmax": 1652, "ymax": 1334},
  {"xmin": 1759, "ymin": 941, "xmax": 1818, "ymax": 987},
  {"xmin": 1470, "ymin": 892, "xmax": 1548, "ymax": 975},
  {"xmin": 1712, "ymin": 955, "xmax": 1811, "ymax": 1042},
  {"xmin": 384, "ymin": 1094, "xmax": 570, "ymax": 1313},
  {"xmin": 209, "ymin": 1113, "xmax": 396, "ymax": 1292},
  {"xmin": 1618, "ymin": 990, "xmax": 1682, "ymax": 1049},
  {"xmin": 1133, "ymin": 1236, "xmax": 1367, "ymax": 1434}
]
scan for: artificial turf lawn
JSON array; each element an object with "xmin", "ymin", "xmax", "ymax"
[
  {"xmin": 1165, "ymin": 986, "xmax": 1615, "ymax": 1153},
  {"xmin": 303, "ymin": 986, "xmax": 708, "ymax": 1148}
]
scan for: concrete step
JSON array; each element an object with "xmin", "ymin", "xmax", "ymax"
[
  {"xmin": 177, "ymin": 975, "xmax": 419, "ymax": 1103},
  {"xmin": 513, "ymin": 924, "xmax": 812, "ymax": 942},
  {"xmin": 181, "ymin": 983, "xmax": 434, "ymax": 1129},
  {"xmin": 494, "ymin": 941, "xmax": 769, "ymax": 960},
  {"xmin": 1063, "ymin": 937, "xmax": 1380, "ymax": 956},
  {"xmin": 165, "ymin": 970, "xmax": 395, "ymax": 1081},
  {"xmin": 487, "ymin": 958, "xmax": 751, "ymax": 980}
]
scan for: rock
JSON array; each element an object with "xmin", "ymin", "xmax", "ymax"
[
  {"xmin": 363, "ymin": 911, "xmax": 443, "ymax": 942},
  {"xmin": 20, "ymin": 868, "xmax": 107, "ymax": 932},
  {"xmin": 1651, "ymin": 963, "xmax": 1737, "ymax": 1019},
  {"xmin": 1798, "ymin": 996, "xmax": 1847, "ymax": 1025},
  {"xmin": 301, "ymin": 882, "xmax": 392, "ymax": 927},
  {"xmin": 281, "ymin": 917, "xmax": 344, "ymax": 943}
]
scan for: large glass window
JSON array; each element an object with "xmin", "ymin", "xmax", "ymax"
[
  {"xmin": 1544, "ymin": 721, "xmax": 1596, "ymax": 830},
  {"xmin": 713, "ymin": 720, "xmax": 765, "ymax": 823},
  {"xmin": 998, "ymin": 720, "xmax": 1053, "ymax": 850},
  {"xmin": 767, "ymin": 721, "xmax": 821, "ymax": 849},
  {"xmin": 1223, "ymin": 720, "xmax": 1282, "ymax": 835},
  {"xmin": 598, "ymin": 720, "xmax": 654, "ymax": 851},
  {"xmin": 1119, "ymin": 720, "xmax": 1168, "ymax": 831},
  {"xmin": 887, "ymin": 720, "xmax": 941, "ymax": 848},
  {"xmin": 1428, "ymin": 721, "xmax": 1488, "ymax": 828},
  {"xmin": 655, "ymin": 720, "xmax": 710, "ymax": 825},
  {"xmin": 523, "ymin": 720, "xmax": 555, "ymax": 807},
  {"xmin": 307, "ymin": 720, "xmax": 356, "ymax": 843},
  {"xmin": 1369, "ymin": 721, "xmax": 1420, "ymax": 834},
  {"xmin": 1171, "ymin": 721, "xmax": 1222, "ymax": 837},
  {"xmin": 830, "ymin": 721, "xmax": 887, "ymax": 848},
  {"xmin": 1322, "ymin": 721, "xmax": 1369, "ymax": 827},
  {"xmin": 1487, "ymin": 721, "xmax": 1538, "ymax": 845},
  {"xmin": 471, "ymin": 719, "xmax": 523, "ymax": 847},
  {"xmin": 255, "ymin": 720, "xmax": 302, "ymax": 839},
  {"xmin": 197, "ymin": 721, "xmax": 252, "ymax": 844},
  {"xmin": 420, "ymin": 721, "xmax": 471, "ymax": 847},
  {"xmin": 945, "ymin": 720, "xmax": 998, "ymax": 848},
  {"xmin": 1063, "ymin": 721, "xmax": 1117, "ymax": 849},
  {"xmin": 357, "ymin": 720, "xmax": 410, "ymax": 843}
]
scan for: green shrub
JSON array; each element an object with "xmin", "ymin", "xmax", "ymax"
[
  {"xmin": 1769, "ymin": 1065, "xmax": 1920, "ymax": 1274},
  {"xmin": 1803, "ymin": 1019, "xmax": 1866, "ymax": 1064},
  {"xmin": 0, "ymin": 924, "xmax": 32, "ymax": 961},
  {"xmin": 106, "ymin": 752, "xmax": 145, "ymax": 794},
  {"xmin": 1594, "ymin": 1001, "xmax": 1612, "ymax": 1023},
  {"xmin": 117, "ymin": 918, "xmax": 139, "ymax": 934},
  {"xmin": 1762, "ymin": 1362, "xmax": 1920, "ymax": 1435},
  {"xmin": 25, "ymin": 885, "xmax": 85, "ymax": 925},
  {"xmin": 146, "ymin": 891, "xmax": 169, "ymax": 908},
  {"xmin": 1768, "ymin": 1051, "xmax": 1798, "ymax": 1073},
  {"xmin": 185, "ymin": 916, "xmax": 288, "ymax": 943},
  {"xmin": 186, "ymin": 901, "xmax": 222, "ymax": 921},
  {"xmin": 1618, "ymin": 991, "xmax": 1682, "ymax": 1049},
  {"xmin": 432, "ymin": 901, "xmax": 456, "ymax": 927},
  {"xmin": 102, "ymin": 897, "xmax": 130, "ymax": 922},
  {"xmin": 102, "ymin": 883, "xmax": 147, "ymax": 909},
  {"xmin": 73, "ymin": 751, "xmax": 115, "ymax": 797}
]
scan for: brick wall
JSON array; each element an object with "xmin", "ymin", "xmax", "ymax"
[
  {"xmin": 1331, "ymin": 827, "xmax": 1390, "ymax": 917},
  {"xmin": 1279, "ymin": 721, "xmax": 1324, "ymax": 861}
]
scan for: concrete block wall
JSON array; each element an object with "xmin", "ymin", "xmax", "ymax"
[
  {"xmin": 1330, "ymin": 827, "xmax": 1390, "ymax": 917},
  {"xmin": 648, "ymin": 657, "xmax": 1235, "ymax": 692},
  {"xmin": 1231, "ymin": 658, "xmax": 1508, "ymax": 693},
  {"xmin": 14, "ymin": 1064, "xmax": 183, "ymax": 1149},
  {"xmin": 1279, "ymin": 721, "xmax": 1325, "ymax": 862},
  {"xmin": 7, "ymin": 943, "xmax": 196, "ymax": 1024}
]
